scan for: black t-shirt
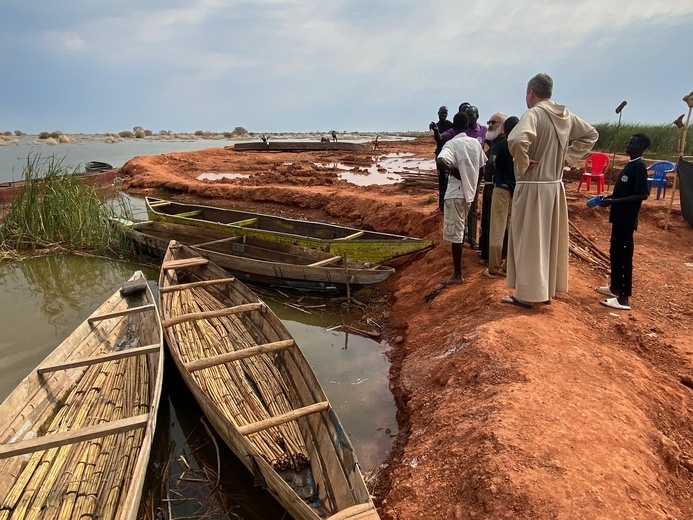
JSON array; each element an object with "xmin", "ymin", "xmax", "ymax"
[
  {"xmin": 609, "ymin": 159, "xmax": 649, "ymax": 230},
  {"xmin": 488, "ymin": 137, "xmax": 516, "ymax": 193}
]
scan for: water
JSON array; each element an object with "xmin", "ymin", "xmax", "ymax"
[
  {"xmin": 0, "ymin": 255, "xmax": 395, "ymax": 517},
  {"xmin": 0, "ymin": 136, "xmax": 241, "ymax": 182}
]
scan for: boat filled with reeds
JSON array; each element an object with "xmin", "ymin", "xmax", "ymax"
[
  {"xmin": 0, "ymin": 271, "xmax": 164, "ymax": 520},
  {"xmin": 146, "ymin": 196, "xmax": 431, "ymax": 264},
  {"xmin": 158, "ymin": 241, "xmax": 380, "ymax": 520},
  {"xmin": 127, "ymin": 219, "xmax": 395, "ymax": 292}
]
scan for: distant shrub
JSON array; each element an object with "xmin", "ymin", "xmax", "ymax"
[
  {"xmin": 223, "ymin": 132, "xmax": 233, "ymax": 138},
  {"xmin": 3, "ymin": 131, "xmax": 11, "ymax": 136},
  {"xmin": 232, "ymin": 126, "xmax": 247, "ymax": 135},
  {"xmin": 14, "ymin": 130, "xmax": 24, "ymax": 136},
  {"xmin": 159, "ymin": 130, "xmax": 171, "ymax": 135},
  {"xmin": 194, "ymin": 130, "xmax": 205, "ymax": 136},
  {"xmin": 132, "ymin": 126, "xmax": 144, "ymax": 134},
  {"xmin": 49, "ymin": 131, "xmax": 61, "ymax": 139},
  {"xmin": 144, "ymin": 129, "xmax": 153, "ymax": 136},
  {"xmin": 119, "ymin": 130, "xmax": 134, "ymax": 138},
  {"xmin": 134, "ymin": 130, "xmax": 145, "ymax": 138},
  {"xmin": 38, "ymin": 132, "xmax": 50, "ymax": 139}
]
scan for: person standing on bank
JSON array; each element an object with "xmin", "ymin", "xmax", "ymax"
[
  {"xmin": 479, "ymin": 112, "xmax": 507, "ymax": 265},
  {"xmin": 595, "ymin": 134, "xmax": 651, "ymax": 310},
  {"xmin": 484, "ymin": 115, "xmax": 520, "ymax": 278},
  {"xmin": 502, "ymin": 73, "xmax": 598, "ymax": 308},
  {"xmin": 436, "ymin": 111, "xmax": 487, "ymax": 285},
  {"xmin": 430, "ymin": 106, "xmax": 454, "ymax": 215},
  {"xmin": 463, "ymin": 105, "xmax": 488, "ymax": 250}
]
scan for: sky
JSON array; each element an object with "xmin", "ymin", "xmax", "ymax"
[{"xmin": 1, "ymin": 0, "xmax": 693, "ymax": 135}]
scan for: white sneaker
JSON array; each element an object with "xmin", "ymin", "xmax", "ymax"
[
  {"xmin": 600, "ymin": 297, "xmax": 631, "ymax": 310},
  {"xmin": 595, "ymin": 286, "xmax": 617, "ymax": 297}
]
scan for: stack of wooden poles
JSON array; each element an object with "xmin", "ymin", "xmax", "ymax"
[
  {"xmin": 169, "ymin": 287, "xmax": 310, "ymax": 472},
  {"xmin": 0, "ymin": 357, "xmax": 150, "ymax": 519}
]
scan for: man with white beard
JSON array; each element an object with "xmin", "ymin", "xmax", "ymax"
[{"xmin": 478, "ymin": 112, "xmax": 507, "ymax": 265}]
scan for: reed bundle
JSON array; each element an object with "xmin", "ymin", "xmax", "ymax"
[
  {"xmin": 0, "ymin": 347, "xmax": 150, "ymax": 519},
  {"xmin": 166, "ymin": 286, "xmax": 310, "ymax": 471},
  {"xmin": 568, "ymin": 221, "xmax": 610, "ymax": 273}
]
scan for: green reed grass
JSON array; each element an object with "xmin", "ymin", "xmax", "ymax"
[
  {"xmin": 593, "ymin": 122, "xmax": 693, "ymax": 161},
  {"xmin": 0, "ymin": 154, "xmax": 133, "ymax": 258}
]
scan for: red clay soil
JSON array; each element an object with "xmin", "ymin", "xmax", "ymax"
[{"xmin": 120, "ymin": 137, "xmax": 693, "ymax": 519}]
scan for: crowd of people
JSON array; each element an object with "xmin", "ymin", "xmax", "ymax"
[{"xmin": 430, "ymin": 72, "xmax": 651, "ymax": 310}]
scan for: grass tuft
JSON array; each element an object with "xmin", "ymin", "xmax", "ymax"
[
  {"xmin": 594, "ymin": 122, "xmax": 693, "ymax": 160},
  {"xmin": 0, "ymin": 154, "xmax": 133, "ymax": 260}
]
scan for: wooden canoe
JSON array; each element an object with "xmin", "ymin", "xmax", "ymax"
[
  {"xmin": 0, "ymin": 271, "xmax": 164, "ymax": 520},
  {"xmin": 158, "ymin": 241, "xmax": 380, "ymax": 520},
  {"xmin": 0, "ymin": 167, "xmax": 117, "ymax": 205},
  {"xmin": 233, "ymin": 141, "xmax": 369, "ymax": 152},
  {"xmin": 146, "ymin": 196, "xmax": 431, "ymax": 264},
  {"xmin": 128, "ymin": 220, "xmax": 394, "ymax": 292}
]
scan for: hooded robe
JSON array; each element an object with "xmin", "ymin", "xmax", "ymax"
[{"xmin": 506, "ymin": 100, "xmax": 598, "ymax": 302}]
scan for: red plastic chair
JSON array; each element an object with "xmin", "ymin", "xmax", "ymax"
[{"xmin": 577, "ymin": 153, "xmax": 610, "ymax": 194}]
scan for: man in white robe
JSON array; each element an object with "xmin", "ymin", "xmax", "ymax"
[{"xmin": 502, "ymin": 73, "xmax": 598, "ymax": 308}]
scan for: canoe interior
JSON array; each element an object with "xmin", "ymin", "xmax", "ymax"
[
  {"xmin": 0, "ymin": 271, "xmax": 164, "ymax": 520},
  {"xmin": 159, "ymin": 242, "xmax": 378, "ymax": 520},
  {"xmin": 146, "ymin": 197, "xmax": 431, "ymax": 264}
]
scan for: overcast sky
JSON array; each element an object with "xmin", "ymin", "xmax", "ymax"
[{"xmin": 2, "ymin": 1, "xmax": 692, "ymax": 135}]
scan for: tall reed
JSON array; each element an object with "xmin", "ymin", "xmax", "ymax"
[
  {"xmin": 593, "ymin": 122, "xmax": 693, "ymax": 160},
  {"xmin": 0, "ymin": 154, "xmax": 132, "ymax": 257}
]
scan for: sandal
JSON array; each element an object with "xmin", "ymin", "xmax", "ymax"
[{"xmin": 500, "ymin": 295, "xmax": 534, "ymax": 309}]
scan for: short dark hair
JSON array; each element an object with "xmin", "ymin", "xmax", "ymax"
[
  {"xmin": 631, "ymin": 133, "xmax": 651, "ymax": 150},
  {"xmin": 504, "ymin": 116, "xmax": 520, "ymax": 136},
  {"xmin": 452, "ymin": 111, "xmax": 469, "ymax": 132},
  {"xmin": 527, "ymin": 73, "xmax": 553, "ymax": 99},
  {"xmin": 458, "ymin": 102, "xmax": 470, "ymax": 112}
]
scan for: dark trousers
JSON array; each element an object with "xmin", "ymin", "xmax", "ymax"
[
  {"xmin": 437, "ymin": 167, "xmax": 448, "ymax": 211},
  {"xmin": 479, "ymin": 183, "xmax": 494, "ymax": 260},
  {"xmin": 609, "ymin": 224, "xmax": 635, "ymax": 297},
  {"xmin": 465, "ymin": 178, "xmax": 482, "ymax": 247}
]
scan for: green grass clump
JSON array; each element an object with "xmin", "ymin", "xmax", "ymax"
[
  {"xmin": 0, "ymin": 154, "xmax": 132, "ymax": 259},
  {"xmin": 593, "ymin": 122, "xmax": 693, "ymax": 161}
]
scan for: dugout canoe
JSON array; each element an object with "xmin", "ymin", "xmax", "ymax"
[
  {"xmin": 232, "ymin": 141, "xmax": 369, "ymax": 152},
  {"xmin": 129, "ymin": 220, "xmax": 394, "ymax": 292},
  {"xmin": 0, "ymin": 271, "xmax": 164, "ymax": 520},
  {"xmin": 0, "ymin": 166, "xmax": 117, "ymax": 204},
  {"xmin": 158, "ymin": 241, "xmax": 380, "ymax": 520},
  {"xmin": 146, "ymin": 196, "xmax": 431, "ymax": 264}
]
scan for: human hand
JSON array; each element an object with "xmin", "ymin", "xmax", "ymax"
[
  {"xmin": 526, "ymin": 159, "xmax": 538, "ymax": 171},
  {"xmin": 429, "ymin": 122, "xmax": 437, "ymax": 131},
  {"xmin": 599, "ymin": 197, "xmax": 613, "ymax": 207}
]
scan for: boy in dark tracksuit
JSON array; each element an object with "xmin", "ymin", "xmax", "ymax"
[{"xmin": 595, "ymin": 133, "xmax": 651, "ymax": 310}]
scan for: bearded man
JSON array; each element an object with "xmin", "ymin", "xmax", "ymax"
[
  {"xmin": 478, "ymin": 112, "xmax": 507, "ymax": 265},
  {"xmin": 502, "ymin": 73, "xmax": 598, "ymax": 308}
]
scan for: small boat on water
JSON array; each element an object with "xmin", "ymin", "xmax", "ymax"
[
  {"xmin": 0, "ymin": 165, "xmax": 117, "ymax": 205},
  {"xmin": 85, "ymin": 161, "xmax": 114, "ymax": 172},
  {"xmin": 0, "ymin": 271, "xmax": 164, "ymax": 520},
  {"xmin": 158, "ymin": 241, "xmax": 380, "ymax": 520},
  {"xmin": 128, "ymin": 220, "xmax": 394, "ymax": 292},
  {"xmin": 146, "ymin": 196, "xmax": 432, "ymax": 264}
]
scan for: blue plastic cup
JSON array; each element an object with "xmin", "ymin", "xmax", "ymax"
[{"xmin": 586, "ymin": 196, "xmax": 604, "ymax": 208}]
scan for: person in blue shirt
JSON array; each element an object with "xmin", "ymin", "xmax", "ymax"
[{"xmin": 595, "ymin": 133, "xmax": 651, "ymax": 310}]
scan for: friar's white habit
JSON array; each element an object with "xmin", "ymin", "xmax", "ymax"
[{"xmin": 506, "ymin": 100, "xmax": 598, "ymax": 302}]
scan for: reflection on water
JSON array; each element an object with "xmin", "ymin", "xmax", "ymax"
[{"xmin": 0, "ymin": 255, "xmax": 395, "ymax": 517}]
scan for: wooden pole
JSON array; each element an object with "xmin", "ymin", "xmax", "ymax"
[{"xmin": 665, "ymin": 93, "xmax": 693, "ymax": 230}]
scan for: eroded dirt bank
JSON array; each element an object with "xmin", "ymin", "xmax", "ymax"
[{"xmin": 121, "ymin": 137, "xmax": 693, "ymax": 519}]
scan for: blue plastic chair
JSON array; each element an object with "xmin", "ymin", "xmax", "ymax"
[{"xmin": 647, "ymin": 161, "xmax": 676, "ymax": 200}]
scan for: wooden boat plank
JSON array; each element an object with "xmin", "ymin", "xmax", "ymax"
[
  {"xmin": 162, "ymin": 257, "xmax": 209, "ymax": 269},
  {"xmin": 37, "ymin": 343, "xmax": 160, "ymax": 375},
  {"xmin": 159, "ymin": 277, "xmax": 236, "ymax": 293},
  {"xmin": 237, "ymin": 401, "xmax": 330, "ymax": 436},
  {"xmin": 194, "ymin": 235, "xmax": 244, "ymax": 248},
  {"xmin": 161, "ymin": 302, "xmax": 264, "ymax": 328},
  {"xmin": 185, "ymin": 339, "xmax": 295, "ymax": 372},
  {"xmin": 0, "ymin": 413, "xmax": 149, "ymax": 459},
  {"xmin": 307, "ymin": 256, "xmax": 342, "ymax": 267},
  {"xmin": 336, "ymin": 231, "xmax": 365, "ymax": 241},
  {"xmin": 326, "ymin": 504, "xmax": 379, "ymax": 520},
  {"xmin": 88, "ymin": 303, "xmax": 156, "ymax": 323}
]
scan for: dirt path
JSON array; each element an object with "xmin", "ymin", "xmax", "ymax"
[{"xmin": 121, "ymin": 137, "xmax": 693, "ymax": 519}]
